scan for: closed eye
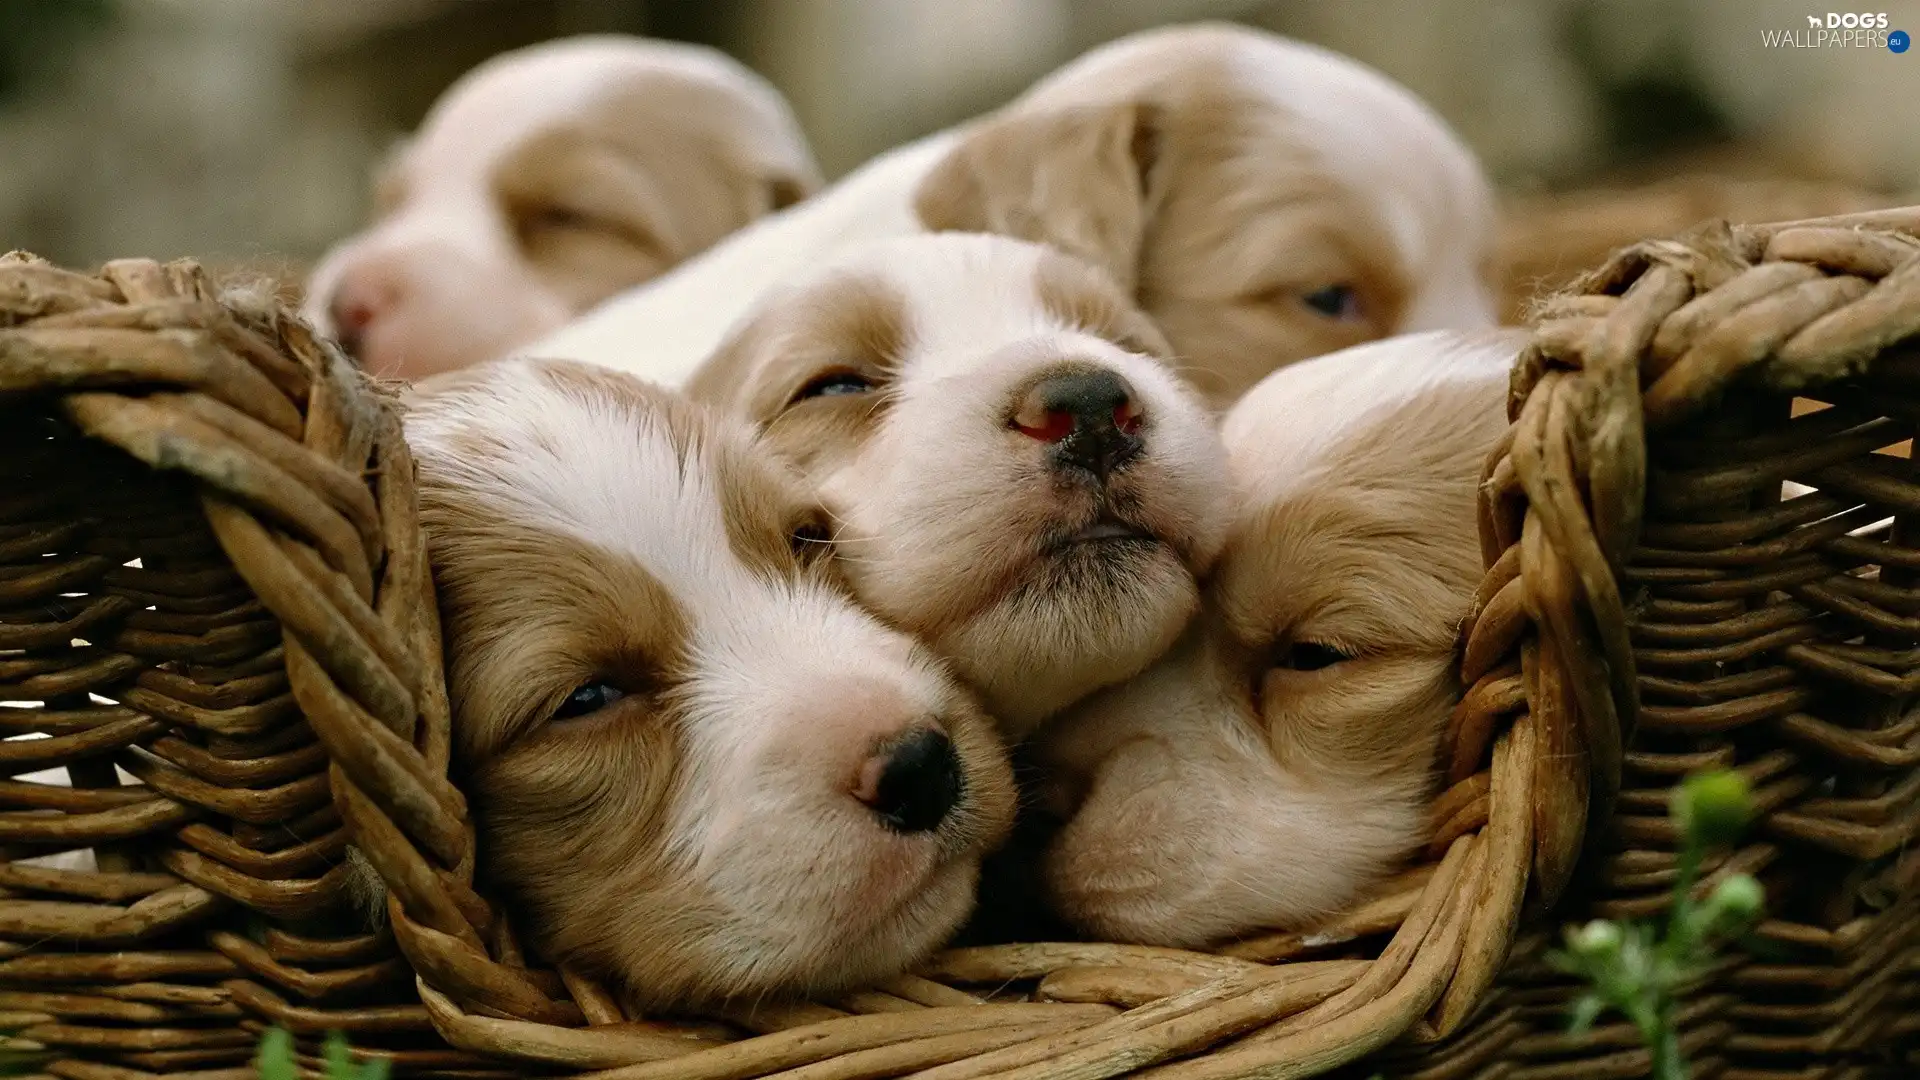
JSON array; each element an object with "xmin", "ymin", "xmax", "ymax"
[
  {"xmin": 522, "ymin": 204, "xmax": 602, "ymax": 233},
  {"xmin": 515, "ymin": 202, "xmax": 666, "ymax": 259},
  {"xmin": 1275, "ymin": 641, "xmax": 1348, "ymax": 672},
  {"xmin": 790, "ymin": 370, "xmax": 877, "ymax": 404}
]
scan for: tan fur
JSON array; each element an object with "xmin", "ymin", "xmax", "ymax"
[
  {"xmin": 525, "ymin": 25, "xmax": 1493, "ymax": 396},
  {"xmin": 305, "ymin": 37, "xmax": 819, "ymax": 380},
  {"xmin": 914, "ymin": 24, "xmax": 1495, "ymax": 407},
  {"xmin": 687, "ymin": 274, "xmax": 908, "ymax": 492},
  {"xmin": 915, "ymin": 103, "xmax": 1166, "ymax": 297},
  {"xmin": 916, "ymin": 94, "xmax": 1403, "ymax": 408},
  {"xmin": 491, "ymin": 78, "xmax": 812, "ymax": 316},
  {"xmin": 405, "ymin": 360, "xmax": 1014, "ymax": 1008},
  {"xmin": 1032, "ymin": 329, "xmax": 1526, "ymax": 946},
  {"xmin": 690, "ymin": 234, "xmax": 1228, "ymax": 739},
  {"xmin": 1032, "ymin": 253, "xmax": 1174, "ymax": 360}
]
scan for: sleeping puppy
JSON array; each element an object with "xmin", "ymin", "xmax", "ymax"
[
  {"xmin": 914, "ymin": 22, "xmax": 1500, "ymax": 405},
  {"xmin": 689, "ymin": 232, "xmax": 1228, "ymax": 740},
  {"xmin": 530, "ymin": 22, "xmax": 1498, "ymax": 404},
  {"xmin": 305, "ymin": 36, "xmax": 819, "ymax": 380},
  {"xmin": 1031, "ymin": 328, "xmax": 1526, "ymax": 946},
  {"xmin": 403, "ymin": 359, "xmax": 1014, "ymax": 1008}
]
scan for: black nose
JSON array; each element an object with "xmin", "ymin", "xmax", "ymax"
[
  {"xmin": 1011, "ymin": 368, "xmax": 1144, "ymax": 482},
  {"xmin": 865, "ymin": 728, "xmax": 963, "ymax": 834}
]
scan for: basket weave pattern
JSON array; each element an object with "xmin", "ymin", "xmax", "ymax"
[
  {"xmin": 0, "ymin": 253, "xmax": 496, "ymax": 1076},
  {"xmin": 1, "ymin": 202, "xmax": 1918, "ymax": 1080},
  {"xmin": 1425, "ymin": 206, "xmax": 1920, "ymax": 1078}
]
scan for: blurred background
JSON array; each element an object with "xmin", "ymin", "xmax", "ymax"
[{"xmin": 1, "ymin": 0, "xmax": 1916, "ymax": 270}]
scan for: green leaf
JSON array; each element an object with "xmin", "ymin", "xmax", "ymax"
[
  {"xmin": 361, "ymin": 1053, "xmax": 393, "ymax": 1080},
  {"xmin": 257, "ymin": 1028, "xmax": 298, "ymax": 1080},
  {"xmin": 324, "ymin": 1030, "xmax": 354, "ymax": 1080},
  {"xmin": 317, "ymin": 1029, "xmax": 390, "ymax": 1080},
  {"xmin": 1567, "ymin": 993, "xmax": 1608, "ymax": 1033}
]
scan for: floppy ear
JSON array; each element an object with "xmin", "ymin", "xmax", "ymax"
[{"xmin": 913, "ymin": 102, "xmax": 1162, "ymax": 294}]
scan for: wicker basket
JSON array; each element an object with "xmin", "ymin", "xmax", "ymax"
[
  {"xmin": 2, "ymin": 201, "xmax": 1918, "ymax": 1080},
  {"xmin": 0, "ymin": 251, "xmax": 494, "ymax": 1077}
]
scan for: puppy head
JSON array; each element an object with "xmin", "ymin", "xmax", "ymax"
[
  {"xmin": 690, "ymin": 233, "xmax": 1229, "ymax": 740},
  {"xmin": 404, "ymin": 359, "xmax": 1012, "ymax": 1008},
  {"xmin": 1032, "ymin": 329, "xmax": 1527, "ymax": 946},
  {"xmin": 306, "ymin": 36, "xmax": 819, "ymax": 380},
  {"xmin": 914, "ymin": 23, "xmax": 1499, "ymax": 406}
]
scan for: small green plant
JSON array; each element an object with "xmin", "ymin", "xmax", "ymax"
[
  {"xmin": 1549, "ymin": 769, "xmax": 1764, "ymax": 1080},
  {"xmin": 256, "ymin": 1026, "xmax": 391, "ymax": 1080}
]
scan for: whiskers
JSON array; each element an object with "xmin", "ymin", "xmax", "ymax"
[{"xmin": 816, "ymin": 504, "xmax": 886, "ymax": 560}]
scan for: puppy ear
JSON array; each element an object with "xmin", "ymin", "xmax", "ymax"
[{"xmin": 913, "ymin": 102, "xmax": 1162, "ymax": 294}]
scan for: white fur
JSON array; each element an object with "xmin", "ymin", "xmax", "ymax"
[
  {"xmin": 527, "ymin": 132, "xmax": 960, "ymax": 386},
  {"xmin": 700, "ymin": 233, "xmax": 1230, "ymax": 737},
  {"xmin": 522, "ymin": 24, "xmax": 1496, "ymax": 390},
  {"xmin": 1223, "ymin": 327, "xmax": 1523, "ymax": 484},
  {"xmin": 303, "ymin": 35, "xmax": 817, "ymax": 379},
  {"xmin": 407, "ymin": 360, "xmax": 781, "ymax": 618},
  {"xmin": 1035, "ymin": 330, "xmax": 1527, "ymax": 945},
  {"xmin": 1039, "ymin": 634, "xmax": 1431, "ymax": 944},
  {"xmin": 404, "ymin": 362, "xmax": 960, "ymax": 874},
  {"xmin": 402, "ymin": 362, "xmax": 1013, "ymax": 1003}
]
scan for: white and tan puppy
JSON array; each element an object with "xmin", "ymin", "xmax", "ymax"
[
  {"xmin": 532, "ymin": 22, "xmax": 1498, "ymax": 406},
  {"xmin": 689, "ymin": 232, "xmax": 1229, "ymax": 740},
  {"xmin": 404, "ymin": 359, "xmax": 1013, "ymax": 1007},
  {"xmin": 1032, "ymin": 328, "xmax": 1527, "ymax": 946},
  {"xmin": 305, "ymin": 36, "xmax": 819, "ymax": 380}
]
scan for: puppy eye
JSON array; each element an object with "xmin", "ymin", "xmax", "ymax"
[
  {"xmin": 792, "ymin": 371, "xmax": 876, "ymax": 402},
  {"xmin": 790, "ymin": 519, "xmax": 834, "ymax": 561},
  {"xmin": 553, "ymin": 682, "xmax": 625, "ymax": 721},
  {"xmin": 1275, "ymin": 642, "xmax": 1348, "ymax": 672},
  {"xmin": 1301, "ymin": 284, "xmax": 1362, "ymax": 320},
  {"xmin": 525, "ymin": 206, "xmax": 597, "ymax": 232}
]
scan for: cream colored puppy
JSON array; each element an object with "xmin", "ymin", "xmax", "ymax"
[
  {"xmin": 530, "ymin": 22, "xmax": 1499, "ymax": 405},
  {"xmin": 1032, "ymin": 328, "xmax": 1527, "ymax": 946},
  {"xmin": 404, "ymin": 359, "xmax": 1013, "ymax": 1007},
  {"xmin": 689, "ymin": 232, "xmax": 1229, "ymax": 740},
  {"xmin": 304, "ymin": 36, "xmax": 819, "ymax": 380}
]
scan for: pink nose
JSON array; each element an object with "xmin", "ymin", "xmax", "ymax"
[{"xmin": 326, "ymin": 267, "xmax": 405, "ymax": 357}]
